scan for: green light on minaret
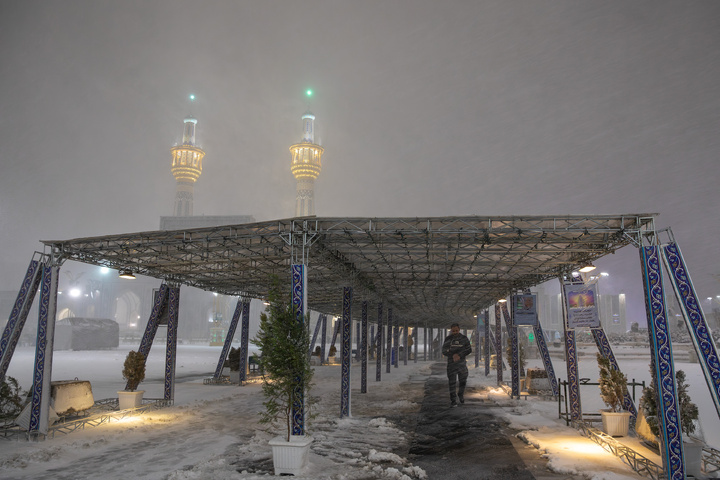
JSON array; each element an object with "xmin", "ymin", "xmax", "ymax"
[
  {"xmin": 189, "ymin": 94, "xmax": 196, "ymax": 101},
  {"xmin": 306, "ymin": 89, "xmax": 313, "ymax": 98}
]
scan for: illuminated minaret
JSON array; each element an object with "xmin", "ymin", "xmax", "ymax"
[
  {"xmin": 170, "ymin": 115, "xmax": 205, "ymax": 216},
  {"xmin": 290, "ymin": 109, "xmax": 324, "ymax": 217}
]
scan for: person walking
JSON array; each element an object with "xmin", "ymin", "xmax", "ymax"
[{"xmin": 442, "ymin": 322, "xmax": 472, "ymax": 407}]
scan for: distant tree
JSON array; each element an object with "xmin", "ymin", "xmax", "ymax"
[{"xmin": 0, "ymin": 376, "xmax": 27, "ymax": 420}]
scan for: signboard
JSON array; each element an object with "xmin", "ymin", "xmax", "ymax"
[
  {"xmin": 564, "ymin": 283, "xmax": 600, "ymax": 328},
  {"xmin": 513, "ymin": 294, "xmax": 538, "ymax": 326}
]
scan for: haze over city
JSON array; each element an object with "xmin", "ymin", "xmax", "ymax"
[{"xmin": 1, "ymin": 1, "xmax": 719, "ymax": 325}]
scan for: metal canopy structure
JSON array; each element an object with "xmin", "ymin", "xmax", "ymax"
[{"xmin": 42, "ymin": 214, "xmax": 655, "ymax": 328}]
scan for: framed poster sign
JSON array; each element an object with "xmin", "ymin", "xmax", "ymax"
[
  {"xmin": 513, "ymin": 294, "xmax": 538, "ymax": 326},
  {"xmin": 564, "ymin": 284, "xmax": 600, "ymax": 328}
]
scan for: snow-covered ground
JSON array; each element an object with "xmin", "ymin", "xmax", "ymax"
[{"xmin": 1, "ymin": 343, "xmax": 717, "ymax": 479}]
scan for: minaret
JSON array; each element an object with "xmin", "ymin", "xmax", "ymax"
[
  {"xmin": 170, "ymin": 116, "xmax": 205, "ymax": 216},
  {"xmin": 290, "ymin": 111, "xmax": 324, "ymax": 217}
]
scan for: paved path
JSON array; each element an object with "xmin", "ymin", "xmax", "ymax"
[{"xmin": 405, "ymin": 363, "xmax": 574, "ymax": 480}]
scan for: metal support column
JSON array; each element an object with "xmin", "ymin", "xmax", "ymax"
[
  {"xmin": 28, "ymin": 262, "xmax": 59, "ymax": 437},
  {"xmin": 501, "ymin": 302, "xmax": 520, "ymax": 397},
  {"xmin": 662, "ymin": 242, "xmax": 720, "ymax": 419},
  {"xmin": 533, "ymin": 316, "xmax": 558, "ymax": 396},
  {"xmin": 376, "ymin": 302, "xmax": 383, "ymax": 381},
  {"xmin": 0, "ymin": 256, "xmax": 43, "ymax": 381},
  {"xmin": 340, "ymin": 287, "xmax": 352, "ymax": 417},
  {"xmin": 310, "ymin": 314, "xmax": 323, "ymax": 357},
  {"xmin": 137, "ymin": 284, "xmax": 169, "ymax": 366},
  {"xmin": 321, "ymin": 313, "xmax": 327, "ymax": 366},
  {"xmin": 641, "ymin": 246, "xmax": 684, "ymax": 480},
  {"xmin": 393, "ymin": 312, "xmax": 399, "ymax": 368},
  {"xmin": 361, "ymin": 301, "xmax": 367, "ymax": 394},
  {"xmin": 475, "ymin": 314, "xmax": 481, "ymax": 368},
  {"xmin": 386, "ymin": 308, "xmax": 393, "ymax": 373},
  {"xmin": 213, "ymin": 298, "xmax": 244, "ymax": 380},
  {"xmin": 291, "ymin": 264, "xmax": 307, "ymax": 436},
  {"xmin": 484, "ymin": 310, "xmax": 490, "ymax": 376},
  {"xmin": 238, "ymin": 300, "xmax": 250, "ymax": 382},
  {"xmin": 403, "ymin": 318, "xmax": 408, "ymax": 365},
  {"xmin": 495, "ymin": 304, "xmax": 503, "ymax": 385},
  {"xmin": 560, "ymin": 279, "xmax": 582, "ymax": 423},
  {"xmin": 164, "ymin": 286, "xmax": 180, "ymax": 402}
]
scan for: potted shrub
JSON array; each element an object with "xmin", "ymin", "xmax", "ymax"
[
  {"xmin": 597, "ymin": 353, "xmax": 631, "ymax": 436},
  {"xmin": 253, "ymin": 278, "xmax": 314, "ymax": 476},
  {"xmin": 118, "ymin": 350, "xmax": 146, "ymax": 409},
  {"xmin": 640, "ymin": 368, "xmax": 701, "ymax": 476},
  {"xmin": 226, "ymin": 346, "xmax": 242, "ymax": 383},
  {"xmin": 327, "ymin": 345, "xmax": 337, "ymax": 364}
]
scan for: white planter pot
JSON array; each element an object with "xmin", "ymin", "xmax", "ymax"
[
  {"xmin": 117, "ymin": 390, "xmax": 144, "ymax": 410},
  {"xmin": 268, "ymin": 435, "xmax": 313, "ymax": 476},
  {"xmin": 683, "ymin": 440, "xmax": 704, "ymax": 478},
  {"xmin": 601, "ymin": 410, "xmax": 631, "ymax": 437}
]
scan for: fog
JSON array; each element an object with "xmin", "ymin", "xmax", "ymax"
[{"xmin": 1, "ymin": 1, "xmax": 719, "ymax": 325}]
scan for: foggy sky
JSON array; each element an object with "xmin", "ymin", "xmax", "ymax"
[{"xmin": 1, "ymin": 1, "xmax": 719, "ymax": 324}]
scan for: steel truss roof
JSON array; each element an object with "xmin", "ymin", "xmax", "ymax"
[{"xmin": 42, "ymin": 214, "xmax": 656, "ymax": 328}]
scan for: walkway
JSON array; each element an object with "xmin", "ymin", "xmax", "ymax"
[{"xmin": 406, "ymin": 363, "xmax": 574, "ymax": 480}]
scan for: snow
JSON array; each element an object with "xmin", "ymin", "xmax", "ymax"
[{"xmin": 1, "ymin": 343, "xmax": 717, "ymax": 479}]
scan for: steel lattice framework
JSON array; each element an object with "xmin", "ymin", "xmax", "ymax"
[{"xmin": 42, "ymin": 214, "xmax": 655, "ymax": 328}]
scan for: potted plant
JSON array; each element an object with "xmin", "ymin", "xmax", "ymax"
[
  {"xmin": 118, "ymin": 350, "xmax": 146, "ymax": 409},
  {"xmin": 597, "ymin": 353, "xmax": 631, "ymax": 436},
  {"xmin": 253, "ymin": 278, "xmax": 315, "ymax": 476},
  {"xmin": 226, "ymin": 346, "xmax": 242, "ymax": 383},
  {"xmin": 640, "ymin": 368, "xmax": 701, "ymax": 476},
  {"xmin": 327, "ymin": 345, "xmax": 337, "ymax": 364}
]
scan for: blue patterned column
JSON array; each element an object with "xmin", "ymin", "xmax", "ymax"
[
  {"xmin": 329, "ymin": 320, "xmax": 340, "ymax": 363},
  {"xmin": 321, "ymin": 314, "xmax": 327, "ymax": 366},
  {"xmin": 376, "ymin": 302, "xmax": 383, "ymax": 381},
  {"xmin": 309, "ymin": 314, "xmax": 323, "ymax": 357},
  {"xmin": 428, "ymin": 327, "xmax": 434, "ymax": 360},
  {"xmin": 561, "ymin": 280, "xmax": 582, "ymax": 422},
  {"xmin": 239, "ymin": 300, "xmax": 250, "ymax": 383},
  {"xmin": 484, "ymin": 310, "xmax": 490, "ymax": 376},
  {"xmin": 361, "ymin": 301, "xmax": 368, "ymax": 394},
  {"xmin": 393, "ymin": 312, "xmax": 399, "ymax": 368},
  {"xmin": 592, "ymin": 327, "xmax": 637, "ymax": 422},
  {"xmin": 533, "ymin": 319, "xmax": 558, "ymax": 396},
  {"xmin": 137, "ymin": 284, "xmax": 169, "ymax": 362},
  {"xmin": 28, "ymin": 263, "xmax": 59, "ymax": 436},
  {"xmin": 164, "ymin": 286, "xmax": 180, "ymax": 402},
  {"xmin": 403, "ymin": 318, "xmax": 409, "ymax": 365},
  {"xmin": 386, "ymin": 308, "xmax": 393, "ymax": 373},
  {"xmin": 663, "ymin": 242, "xmax": 720, "ymax": 419},
  {"xmin": 340, "ymin": 287, "xmax": 353, "ymax": 417},
  {"xmin": 501, "ymin": 303, "xmax": 520, "ymax": 397},
  {"xmin": 641, "ymin": 246, "xmax": 684, "ymax": 480},
  {"xmin": 474, "ymin": 315, "xmax": 480, "ymax": 368},
  {"xmin": 495, "ymin": 304, "xmax": 503, "ymax": 385},
  {"xmin": 213, "ymin": 298, "xmax": 244, "ymax": 379},
  {"xmin": 423, "ymin": 325, "xmax": 427, "ymax": 361},
  {"xmin": 1, "ymin": 258, "xmax": 42, "ymax": 380},
  {"xmin": 291, "ymin": 264, "xmax": 307, "ymax": 435}
]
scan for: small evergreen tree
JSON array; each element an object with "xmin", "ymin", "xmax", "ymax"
[
  {"xmin": 253, "ymin": 277, "xmax": 314, "ymax": 442},
  {"xmin": 597, "ymin": 353, "xmax": 627, "ymax": 412},
  {"xmin": 0, "ymin": 376, "xmax": 27, "ymax": 420},
  {"xmin": 122, "ymin": 350, "xmax": 146, "ymax": 391},
  {"xmin": 227, "ymin": 347, "xmax": 241, "ymax": 372},
  {"xmin": 641, "ymin": 368, "xmax": 698, "ymax": 437}
]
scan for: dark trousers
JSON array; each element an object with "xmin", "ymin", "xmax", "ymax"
[{"xmin": 447, "ymin": 361, "xmax": 468, "ymax": 401}]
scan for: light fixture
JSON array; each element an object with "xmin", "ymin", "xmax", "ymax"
[
  {"xmin": 578, "ymin": 263, "xmax": 596, "ymax": 273},
  {"xmin": 498, "ymin": 298, "xmax": 507, "ymax": 303},
  {"xmin": 119, "ymin": 269, "xmax": 136, "ymax": 279}
]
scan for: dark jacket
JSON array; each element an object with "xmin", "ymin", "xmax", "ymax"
[{"xmin": 441, "ymin": 333, "xmax": 472, "ymax": 364}]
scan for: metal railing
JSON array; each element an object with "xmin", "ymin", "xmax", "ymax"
[{"xmin": 558, "ymin": 378, "xmax": 645, "ymax": 426}]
